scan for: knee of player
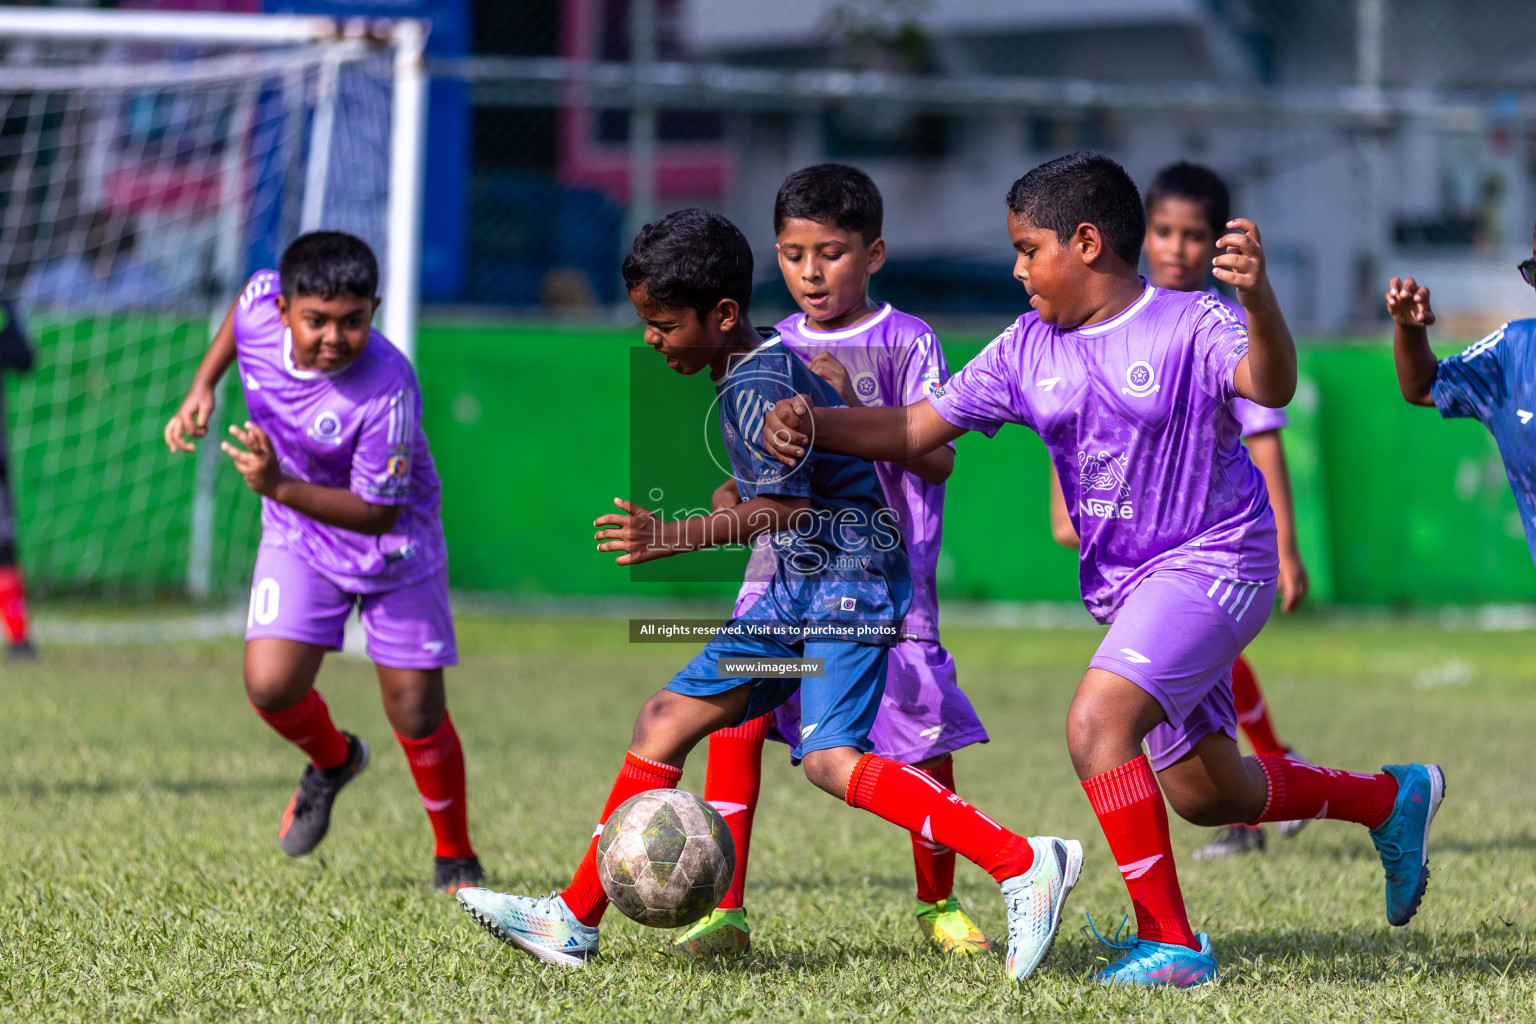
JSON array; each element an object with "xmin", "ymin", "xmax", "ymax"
[
  {"xmin": 799, "ymin": 747, "xmax": 857, "ymax": 798},
  {"xmin": 1163, "ymin": 784, "xmax": 1241, "ymax": 827},
  {"xmin": 1064, "ymin": 697, "xmax": 1122, "ymax": 759},
  {"xmin": 242, "ymin": 668, "xmax": 300, "ymax": 713},
  {"xmin": 630, "ymin": 690, "xmax": 685, "ymax": 748}
]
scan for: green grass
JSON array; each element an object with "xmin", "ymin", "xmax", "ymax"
[{"xmin": 4, "ymin": 614, "xmax": 1535, "ymax": 1022}]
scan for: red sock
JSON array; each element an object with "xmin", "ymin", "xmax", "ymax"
[
  {"xmin": 1231, "ymin": 655, "xmax": 1287, "ymax": 757},
  {"xmin": 562, "ymin": 751, "xmax": 683, "ymax": 926},
  {"xmin": 252, "ymin": 689, "xmax": 349, "ymax": 770},
  {"xmin": 1082, "ymin": 755, "xmax": 1197, "ymax": 949},
  {"xmin": 0, "ymin": 564, "xmax": 29, "ymax": 644},
  {"xmin": 846, "ymin": 753, "xmax": 1032, "ymax": 883},
  {"xmin": 704, "ymin": 714, "xmax": 771, "ymax": 911},
  {"xmin": 395, "ymin": 714, "xmax": 475, "ymax": 859},
  {"xmin": 1250, "ymin": 754, "xmax": 1398, "ymax": 829},
  {"xmin": 910, "ymin": 756, "xmax": 958, "ymax": 903}
]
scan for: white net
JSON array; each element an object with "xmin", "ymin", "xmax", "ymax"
[{"xmin": 0, "ymin": 27, "xmax": 396, "ymax": 600}]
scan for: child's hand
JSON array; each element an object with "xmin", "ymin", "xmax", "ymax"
[
  {"xmin": 164, "ymin": 384, "xmax": 216, "ymax": 453},
  {"xmin": 594, "ymin": 497, "xmax": 669, "ymax": 565},
  {"xmin": 220, "ymin": 422, "xmax": 282, "ymax": 496},
  {"xmin": 763, "ymin": 393, "xmax": 815, "ymax": 466},
  {"xmin": 1212, "ymin": 218, "xmax": 1270, "ymax": 299},
  {"xmin": 711, "ymin": 478, "xmax": 741, "ymax": 513},
  {"xmin": 1278, "ymin": 547, "xmax": 1310, "ymax": 613},
  {"xmin": 808, "ymin": 353, "xmax": 860, "ymax": 406},
  {"xmin": 1385, "ymin": 277, "xmax": 1436, "ymax": 327}
]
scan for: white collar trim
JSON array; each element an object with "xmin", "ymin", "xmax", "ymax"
[
  {"xmin": 721, "ymin": 334, "xmax": 782, "ymax": 382},
  {"xmin": 1073, "ymin": 282, "xmax": 1155, "ymax": 336},
  {"xmin": 795, "ymin": 302, "xmax": 893, "ymax": 340},
  {"xmin": 282, "ymin": 327, "xmax": 350, "ymax": 380}
]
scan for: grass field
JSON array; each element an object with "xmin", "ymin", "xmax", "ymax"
[{"xmin": 4, "ymin": 612, "xmax": 1535, "ymax": 1022}]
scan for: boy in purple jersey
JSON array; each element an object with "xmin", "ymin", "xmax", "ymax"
[
  {"xmin": 669, "ymin": 165, "xmax": 993, "ymax": 960},
  {"xmin": 1047, "ymin": 162, "xmax": 1312, "ymax": 860},
  {"xmin": 763, "ymin": 152, "xmax": 1444, "ymax": 988},
  {"xmin": 163, "ymin": 232, "xmax": 481, "ymax": 893}
]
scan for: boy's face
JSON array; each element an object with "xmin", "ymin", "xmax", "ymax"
[
  {"xmin": 1007, "ymin": 211, "xmax": 1096, "ymax": 328},
  {"xmin": 775, "ymin": 218, "xmax": 885, "ymax": 330},
  {"xmin": 1144, "ymin": 197, "xmax": 1218, "ymax": 292},
  {"xmin": 629, "ymin": 286, "xmax": 733, "ymax": 375},
  {"xmin": 277, "ymin": 292, "xmax": 379, "ymax": 372}
]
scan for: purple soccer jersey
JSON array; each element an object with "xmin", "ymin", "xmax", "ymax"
[
  {"xmin": 733, "ymin": 303, "xmax": 988, "ymax": 763},
  {"xmin": 929, "ymin": 283, "xmax": 1279, "ymax": 623},
  {"xmin": 1204, "ymin": 290, "xmax": 1290, "ymax": 437},
  {"xmin": 231, "ymin": 270, "xmax": 446, "ymax": 594}
]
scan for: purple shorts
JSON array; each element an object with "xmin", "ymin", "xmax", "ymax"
[
  {"xmin": 734, "ymin": 594, "xmax": 989, "ymax": 764},
  {"xmin": 245, "ymin": 542, "xmax": 457, "ymax": 670},
  {"xmin": 1088, "ymin": 569, "xmax": 1275, "ymax": 771}
]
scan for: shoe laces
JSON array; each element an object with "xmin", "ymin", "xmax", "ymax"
[{"xmin": 1083, "ymin": 912, "xmax": 1136, "ymax": 953}]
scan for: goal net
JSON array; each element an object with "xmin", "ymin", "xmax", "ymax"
[{"xmin": 0, "ymin": 11, "xmax": 424, "ymax": 601}]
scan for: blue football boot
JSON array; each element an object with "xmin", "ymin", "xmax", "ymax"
[{"xmin": 1370, "ymin": 763, "xmax": 1445, "ymax": 926}]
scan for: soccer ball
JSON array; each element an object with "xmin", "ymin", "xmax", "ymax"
[{"xmin": 596, "ymin": 788, "xmax": 736, "ymax": 928}]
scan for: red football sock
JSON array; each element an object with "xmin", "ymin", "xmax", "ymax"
[
  {"xmin": 0, "ymin": 564, "xmax": 30, "ymax": 644},
  {"xmin": 562, "ymin": 751, "xmax": 683, "ymax": 926},
  {"xmin": 846, "ymin": 753, "xmax": 1032, "ymax": 883},
  {"xmin": 252, "ymin": 689, "xmax": 350, "ymax": 770},
  {"xmin": 395, "ymin": 714, "xmax": 475, "ymax": 859},
  {"xmin": 1082, "ymin": 755, "xmax": 1197, "ymax": 950},
  {"xmin": 910, "ymin": 756, "xmax": 958, "ymax": 903},
  {"xmin": 1231, "ymin": 655, "xmax": 1287, "ymax": 757},
  {"xmin": 704, "ymin": 714, "xmax": 771, "ymax": 911},
  {"xmin": 1250, "ymin": 754, "xmax": 1398, "ymax": 830}
]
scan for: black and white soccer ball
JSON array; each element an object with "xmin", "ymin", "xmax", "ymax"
[{"xmin": 596, "ymin": 789, "xmax": 736, "ymax": 928}]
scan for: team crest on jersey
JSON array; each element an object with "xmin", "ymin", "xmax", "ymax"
[
  {"xmin": 1122, "ymin": 361, "xmax": 1160, "ymax": 398},
  {"xmin": 920, "ymin": 368, "xmax": 942, "ymax": 398},
  {"xmin": 308, "ymin": 410, "xmax": 345, "ymax": 444},
  {"xmin": 1078, "ymin": 449, "xmax": 1133, "ymax": 520},
  {"xmin": 387, "ymin": 453, "xmax": 410, "ymax": 479},
  {"xmin": 852, "ymin": 371, "xmax": 880, "ymax": 404}
]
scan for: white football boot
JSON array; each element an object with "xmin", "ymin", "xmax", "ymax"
[
  {"xmin": 1000, "ymin": 836, "xmax": 1083, "ymax": 981},
  {"xmin": 456, "ymin": 889, "xmax": 599, "ymax": 967}
]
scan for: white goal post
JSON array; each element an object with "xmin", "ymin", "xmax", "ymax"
[{"xmin": 0, "ymin": 8, "xmax": 428, "ymax": 601}]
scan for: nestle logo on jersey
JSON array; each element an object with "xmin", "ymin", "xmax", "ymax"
[{"xmin": 1078, "ymin": 449, "xmax": 1133, "ymax": 520}]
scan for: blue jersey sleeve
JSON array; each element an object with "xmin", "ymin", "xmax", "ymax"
[
  {"xmin": 719, "ymin": 345, "xmax": 816, "ymax": 501},
  {"xmin": 1431, "ymin": 325, "xmax": 1506, "ymax": 422}
]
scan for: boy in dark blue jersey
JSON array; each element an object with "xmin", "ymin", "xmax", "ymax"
[
  {"xmin": 457, "ymin": 209, "xmax": 1082, "ymax": 980},
  {"xmin": 1388, "ymin": 227, "xmax": 1536, "ymax": 558}
]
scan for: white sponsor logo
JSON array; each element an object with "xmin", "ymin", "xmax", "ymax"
[
  {"xmin": 1520, "ymin": 409, "xmax": 1533, "ymax": 425},
  {"xmin": 244, "ymin": 373, "xmax": 261, "ymax": 391},
  {"xmin": 308, "ymin": 410, "xmax": 345, "ymax": 444},
  {"xmin": 1037, "ymin": 376, "xmax": 1060, "ymax": 391},
  {"xmin": 1118, "ymin": 854, "xmax": 1163, "ymax": 880},
  {"xmin": 920, "ymin": 816, "xmax": 934, "ymax": 841},
  {"xmin": 919, "ymin": 724, "xmax": 944, "ymax": 740},
  {"xmin": 1122, "ymin": 360, "xmax": 1160, "ymax": 397},
  {"xmin": 1078, "ymin": 449, "xmax": 1133, "ymax": 520},
  {"xmin": 852, "ymin": 371, "xmax": 880, "ymax": 404},
  {"xmin": 799, "ymin": 722, "xmax": 819, "ymax": 739},
  {"xmin": 422, "ymin": 641, "xmax": 445, "ymax": 654},
  {"xmin": 1120, "ymin": 648, "xmax": 1151, "ymax": 664},
  {"xmin": 421, "ymin": 795, "xmax": 455, "ymax": 812}
]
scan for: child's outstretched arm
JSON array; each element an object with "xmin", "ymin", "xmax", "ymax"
[
  {"xmin": 1244, "ymin": 429, "xmax": 1309, "ymax": 612},
  {"xmin": 761, "ymin": 393, "xmax": 965, "ymax": 468},
  {"xmin": 164, "ymin": 296, "xmax": 239, "ymax": 453},
  {"xmin": 594, "ymin": 493, "xmax": 811, "ymax": 566},
  {"xmin": 1385, "ymin": 276, "xmax": 1438, "ymax": 407},
  {"xmin": 1046, "ymin": 465, "xmax": 1080, "ymax": 549},
  {"xmin": 1218, "ymin": 218, "xmax": 1297, "ymax": 408},
  {"xmin": 221, "ymin": 422, "xmax": 402, "ymax": 535}
]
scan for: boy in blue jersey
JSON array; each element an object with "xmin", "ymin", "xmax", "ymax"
[
  {"xmin": 456, "ymin": 209, "xmax": 1083, "ymax": 981},
  {"xmin": 1387, "ymin": 227, "xmax": 1536, "ymax": 554}
]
